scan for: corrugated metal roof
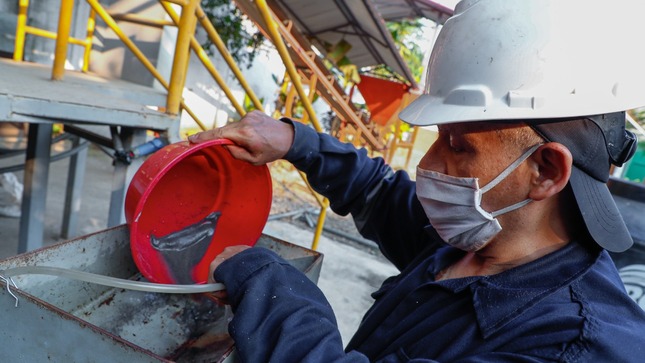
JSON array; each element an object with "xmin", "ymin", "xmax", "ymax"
[
  {"xmin": 374, "ymin": 0, "xmax": 453, "ymax": 24},
  {"xmin": 270, "ymin": 0, "xmax": 453, "ymax": 86}
]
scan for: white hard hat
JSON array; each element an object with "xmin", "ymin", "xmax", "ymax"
[{"xmin": 399, "ymin": 0, "xmax": 645, "ymax": 126}]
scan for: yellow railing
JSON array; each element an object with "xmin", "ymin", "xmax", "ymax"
[
  {"xmin": 12, "ymin": 0, "xmax": 265, "ymax": 130},
  {"xmin": 160, "ymin": 2, "xmax": 246, "ymax": 116},
  {"xmin": 15, "ymin": 0, "xmax": 96, "ymax": 73},
  {"xmin": 255, "ymin": 0, "xmax": 330, "ymax": 250},
  {"xmin": 12, "ymin": 0, "xmax": 332, "ymax": 250}
]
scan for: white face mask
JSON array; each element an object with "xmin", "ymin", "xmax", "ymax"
[{"xmin": 416, "ymin": 144, "xmax": 541, "ymax": 252}]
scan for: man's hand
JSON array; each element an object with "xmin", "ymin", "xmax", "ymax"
[
  {"xmin": 188, "ymin": 110, "xmax": 294, "ymax": 165},
  {"xmin": 208, "ymin": 245, "xmax": 252, "ymax": 303}
]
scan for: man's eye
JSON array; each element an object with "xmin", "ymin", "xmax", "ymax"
[{"xmin": 449, "ymin": 135, "xmax": 465, "ymax": 152}]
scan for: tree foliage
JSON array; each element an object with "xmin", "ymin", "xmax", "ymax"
[
  {"xmin": 386, "ymin": 19, "xmax": 426, "ymax": 83},
  {"xmin": 200, "ymin": 0, "xmax": 264, "ymax": 68}
]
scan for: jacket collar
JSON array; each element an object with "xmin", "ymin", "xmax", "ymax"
[{"xmin": 430, "ymin": 241, "xmax": 600, "ymax": 339}]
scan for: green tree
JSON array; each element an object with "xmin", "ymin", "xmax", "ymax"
[
  {"xmin": 386, "ymin": 19, "xmax": 426, "ymax": 83},
  {"xmin": 200, "ymin": 0, "xmax": 265, "ymax": 68}
]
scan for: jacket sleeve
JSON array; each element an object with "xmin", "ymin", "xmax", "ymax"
[
  {"xmin": 283, "ymin": 120, "xmax": 440, "ymax": 270},
  {"xmin": 215, "ymin": 248, "xmax": 555, "ymax": 363},
  {"xmin": 214, "ymin": 247, "xmax": 370, "ymax": 362}
]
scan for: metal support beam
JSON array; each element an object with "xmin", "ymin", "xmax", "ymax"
[
  {"xmin": 18, "ymin": 123, "xmax": 53, "ymax": 253},
  {"xmin": 61, "ymin": 136, "xmax": 88, "ymax": 239},
  {"xmin": 63, "ymin": 125, "xmax": 114, "ymax": 149},
  {"xmin": 107, "ymin": 128, "xmax": 146, "ymax": 227}
]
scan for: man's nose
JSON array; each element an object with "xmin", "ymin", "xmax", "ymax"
[{"xmin": 418, "ymin": 143, "xmax": 446, "ymax": 174}]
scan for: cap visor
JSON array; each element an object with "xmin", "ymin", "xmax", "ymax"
[{"xmin": 569, "ymin": 166, "xmax": 633, "ymax": 252}]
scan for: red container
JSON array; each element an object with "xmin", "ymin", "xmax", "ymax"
[{"xmin": 125, "ymin": 139, "xmax": 272, "ymax": 284}]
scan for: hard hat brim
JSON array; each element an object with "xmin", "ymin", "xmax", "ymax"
[{"xmin": 398, "ymin": 93, "xmax": 645, "ymax": 127}]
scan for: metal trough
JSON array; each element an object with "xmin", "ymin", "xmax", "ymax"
[{"xmin": 0, "ymin": 225, "xmax": 323, "ymax": 362}]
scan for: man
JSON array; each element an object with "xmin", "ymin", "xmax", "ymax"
[{"xmin": 191, "ymin": 0, "xmax": 645, "ymax": 361}]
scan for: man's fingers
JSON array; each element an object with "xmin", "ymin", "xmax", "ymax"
[
  {"xmin": 209, "ymin": 245, "xmax": 252, "ymax": 280},
  {"xmin": 224, "ymin": 144, "xmax": 258, "ymax": 164},
  {"xmin": 205, "ymin": 290, "xmax": 229, "ymax": 305},
  {"xmin": 188, "ymin": 128, "xmax": 222, "ymax": 144}
]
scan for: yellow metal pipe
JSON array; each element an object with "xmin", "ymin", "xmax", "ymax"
[
  {"xmin": 180, "ymin": 101, "xmax": 208, "ymax": 131},
  {"xmin": 82, "ymin": 9, "xmax": 97, "ymax": 72},
  {"xmin": 110, "ymin": 13, "xmax": 175, "ymax": 28},
  {"xmin": 260, "ymin": 11, "xmax": 328, "ymax": 248},
  {"xmin": 160, "ymin": 1, "xmax": 246, "ymax": 117},
  {"xmin": 270, "ymin": 16, "xmax": 383, "ymax": 149},
  {"xmin": 284, "ymin": 83, "xmax": 297, "ymax": 118},
  {"xmin": 25, "ymin": 26, "xmax": 58, "ymax": 39},
  {"xmin": 52, "ymin": 0, "xmax": 75, "ymax": 80},
  {"xmin": 195, "ymin": 5, "xmax": 264, "ymax": 111},
  {"xmin": 311, "ymin": 202, "xmax": 329, "ymax": 251},
  {"xmin": 298, "ymin": 170, "xmax": 326, "ymax": 207},
  {"xmin": 300, "ymin": 74, "xmax": 318, "ymax": 124},
  {"xmin": 86, "ymin": 0, "xmax": 169, "ymax": 89},
  {"xmin": 192, "ymin": 42, "xmax": 246, "ymax": 117},
  {"xmin": 166, "ymin": 0, "xmax": 199, "ymax": 115},
  {"xmin": 163, "ymin": 0, "xmax": 188, "ymax": 5},
  {"xmin": 255, "ymin": 0, "xmax": 323, "ymax": 132},
  {"xmin": 14, "ymin": 0, "xmax": 29, "ymax": 61},
  {"xmin": 271, "ymin": 72, "xmax": 290, "ymax": 118},
  {"xmin": 296, "ymin": 170, "xmax": 329, "ymax": 250},
  {"xmin": 88, "ymin": 0, "xmax": 206, "ymax": 128},
  {"xmin": 25, "ymin": 26, "xmax": 87, "ymax": 46}
]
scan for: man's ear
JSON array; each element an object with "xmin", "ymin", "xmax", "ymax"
[{"xmin": 528, "ymin": 143, "xmax": 572, "ymax": 201}]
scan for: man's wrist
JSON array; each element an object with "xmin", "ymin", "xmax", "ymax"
[{"xmin": 281, "ymin": 119, "xmax": 320, "ymax": 164}]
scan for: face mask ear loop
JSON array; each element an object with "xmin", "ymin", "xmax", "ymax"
[
  {"xmin": 491, "ymin": 198, "xmax": 533, "ymax": 218},
  {"xmin": 480, "ymin": 143, "xmax": 543, "ymax": 194}
]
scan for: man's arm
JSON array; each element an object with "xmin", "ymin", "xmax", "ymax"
[
  {"xmin": 190, "ymin": 111, "xmax": 437, "ymax": 269},
  {"xmin": 283, "ymin": 119, "xmax": 436, "ymax": 269},
  {"xmin": 213, "ymin": 247, "xmax": 368, "ymax": 362}
]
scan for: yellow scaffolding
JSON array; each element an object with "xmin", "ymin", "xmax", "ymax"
[
  {"xmin": 15, "ymin": 0, "xmax": 96, "ymax": 73},
  {"xmin": 12, "ymin": 0, "xmax": 340, "ymax": 250},
  {"xmin": 236, "ymin": 0, "xmax": 385, "ymax": 150}
]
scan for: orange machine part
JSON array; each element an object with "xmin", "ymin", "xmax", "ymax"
[{"xmin": 356, "ymin": 74, "xmax": 410, "ymax": 126}]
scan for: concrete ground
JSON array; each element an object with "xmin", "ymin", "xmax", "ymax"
[
  {"xmin": 0, "ymin": 144, "xmax": 116, "ymax": 255},
  {"xmin": 0, "ymin": 142, "xmax": 402, "ymax": 346}
]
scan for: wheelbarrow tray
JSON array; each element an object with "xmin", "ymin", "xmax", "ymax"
[{"xmin": 0, "ymin": 225, "xmax": 322, "ymax": 362}]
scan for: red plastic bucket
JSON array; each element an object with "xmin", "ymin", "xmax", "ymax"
[{"xmin": 125, "ymin": 139, "xmax": 272, "ymax": 284}]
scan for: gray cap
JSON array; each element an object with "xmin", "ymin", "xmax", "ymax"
[{"xmin": 529, "ymin": 113, "xmax": 638, "ymax": 252}]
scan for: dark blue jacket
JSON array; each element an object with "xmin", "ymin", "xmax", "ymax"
[{"xmin": 214, "ymin": 121, "xmax": 645, "ymax": 362}]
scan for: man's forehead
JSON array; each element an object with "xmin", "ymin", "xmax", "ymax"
[{"xmin": 438, "ymin": 121, "xmax": 528, "ymax": 134}]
